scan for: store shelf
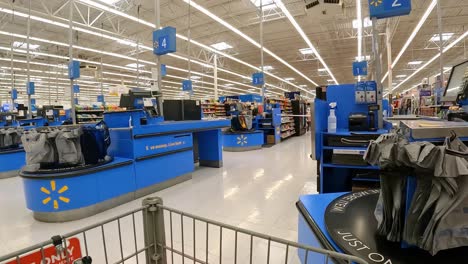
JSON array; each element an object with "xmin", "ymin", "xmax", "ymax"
[
  {"xmin": 352, "ymin": 178, "xmax": 380, "ymax": 182},
  {"xmin": 322, "ymin": 163, "xmax": 380, "ymax": 170},
  {"xmin": 77, "ymin": 117, "xmax": 103, "ymax": 119},
  {"xmin": 322, "ymin": 146, "xmax": 368, "ymax": 151},
  {"xmin": 76, "ymin": 110, "xmax": 104, "ymax": 113}
]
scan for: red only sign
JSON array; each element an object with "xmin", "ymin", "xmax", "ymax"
[{"xmin": 6, "ymin": 237, "xmax": 82, "ymax": 264}]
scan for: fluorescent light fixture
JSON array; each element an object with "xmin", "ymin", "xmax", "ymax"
[
  {"xmin": 381, "ymin": 0, "xmax": 437, "ymax": 83},
  {"xmin": 190, "ymin": 76, "xmax": 202, "ymax": 80},
  {"xmin": 225, "ymin": 83, "xmax": 234, "ymax": 86},
  {"xmin": 318, "ymin": 68, "xmax": 327, "ymax": 72},
  {"xmin": 180, "ymin": 0, "xmax": 319, "ymax": 91},
  {"xmin": 284, "ymin": 77, "xmax": 295, "ymax": 81},
  {"xmin": 355, "ymin": 55, "xmax": 371, "ymax": 61},
  {"xmin": 275, "ymin": 0, "xmax": 338, "ymax": 85},
  {"xmin": 117, "ymin": 39, "xmax": 137, "ymax": 47},
  {"xmin": 210, "ymin": 42, "xmax": 232, "ymax": 51},
  {"xmin": 0, "ymin": 6, "xmax": 295, "ymax": 97},
  {"xmin": 392, "ymin": 83, "xmax": 397, "ymax": 85},
  {"xmin": 396, "ymin": 75, "xmax": 407, "ymax": 78},
  {"xmin": 392, "ymin": 30, "xmax": 468, "ymax": 93},
  {"xmin": 356, "ymin": 0, "xmax": 363, "ymax": 77},
  {"xmin": 69, "ymin": 1, "xmax": 312, "ymax": 95},
  {"xmin": 250, "ymin": 0, "xmax": 276, "ymax": 10},
  {"xmin": 327, "ymin": 79, "xmax": 334, "ymax": 82},
  {"xmin": 125, "ymin": 63, "xmax": 145, "ymax": 68},
  {"xmin": 97, "ymin": 0, "xmax": 121, "ymax": 4},
  {"xmin": 13, "ymin": 41, "xmax": 40, "ymax": 50},
  {"xmin": 352, "ymin": 17, "xmax": 372, "ymax": 29},
  {"xmin": 299, "ymin": 84, "xmax": 307, "ymax": 87},
  {"xmin": 261, "ymin": 65, "xmax": 274, "ymax": 71},
  {"xmin": 408, "ymin": 61, "xmax": 423, "ymax": 65},
  {"xmin": 430, "ymin": 33, "xmax": 454, "ymax": 42},
  {"xmin": 299, "ymin": 48, "xmax": 314, "ymax": 55}
]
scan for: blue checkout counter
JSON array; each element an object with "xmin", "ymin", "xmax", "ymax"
[
  {"xmin": 20, "ymin": 110, "xmax": 230, "ymax": 222},
  {"xmin": 0, "ymin": 117, "xmax": 45, "ymax": 179},
  {"xmin": 297, "ymin": 191, "xmax": 467, "ymax": 264},
  {"xmin": 223, "ymin": 130, "xmax": 264, "ymax": 151},
  {"xmin": 302, "ymin": 118, "xmax": 468, "ymax": 263}
]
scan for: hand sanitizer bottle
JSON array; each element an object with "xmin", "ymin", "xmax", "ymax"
[{"xmin": 328, "ymin": 102, "xmax": 337, "ymax": 133}]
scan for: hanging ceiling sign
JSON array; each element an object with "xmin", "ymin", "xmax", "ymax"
[
  {"xmin": 153, "ymin": 27, "xmax": 177, "ymax": 55},
  {"xmin": 369, "ymin": 0, "xmax": 411, "ymax": 19},
  {"xmin": 68, "ymin": 60, "xmax": 80, "ymax": 80},
  {"xmin": 353, "ymin": 61, "xmax": 368, "ymax": 76},
  {"xmin": 182, "ymin": 80, "xmax": 193, "ymax": 92},
  {"xmin": 27, "ymin": 82, "xmax": 35, "ymax": 95},
  {"xmin": 252, "ymin": 72, "xmax": 264, "ymax": 86}
]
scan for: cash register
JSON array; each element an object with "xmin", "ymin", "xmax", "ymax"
[
  {"xmin": 119, "ymin": 89, "xmax": 161, "ymax": 122},
  {"xmin": 442, "ymin": 59, "xmax": 468, "ymax": 121}
]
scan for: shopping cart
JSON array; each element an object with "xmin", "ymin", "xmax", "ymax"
[{"xmin": 0, "ymin": 197, "xmax": 368, "ymax": 264}]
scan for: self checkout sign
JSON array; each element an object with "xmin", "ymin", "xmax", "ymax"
[
  {"xmin": 153, "ymin": 27, "xmax": 176, "ymax": 55},
  {"xmin": 369, "ymin": 0, "xmax": 411, "ymax": 19}
]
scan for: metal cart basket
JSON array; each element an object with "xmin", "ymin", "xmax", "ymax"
[{"xmin": 0, "ymin": 197, "xmax": 368, "ymax": 264}]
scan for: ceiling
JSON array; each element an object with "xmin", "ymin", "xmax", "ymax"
[{"xmin": 0, "ymin": 0, "xmax": 466, "ymax": 106}]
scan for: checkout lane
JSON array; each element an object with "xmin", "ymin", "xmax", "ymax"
[
  {"xmin": 19, "ymin": 89, "xmax": 230, "ymax": 222},
  {"xmin": 300, "ymin": 60, "xmax": 468, "ymax": 263}
]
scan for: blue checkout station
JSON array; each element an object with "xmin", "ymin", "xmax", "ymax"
[
  {"xmin": 222, "ymin": 94, "xmax": 282, "ymax": 151},
  {"xmin": 0, "ymin": 117, "xmax": 45, "ymax": 179},
  {"xmin": 20, "ymin": 109, "xmax": 229, "ymax": 222},
  {"xmin": 297, "ymin": 78, "xmax": 468, "ymax": 262}
]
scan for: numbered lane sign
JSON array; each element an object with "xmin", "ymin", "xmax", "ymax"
[
  {"xmin": 182, "ymin": 80, "xmax": 193, "ymax": 91},
  {"xmin": 252, "ymin": 72, "xmax": 264, "ymax": 86},
  {"xmin": 153, "ymin": 27, "xmax": 177, "ymax": 55},
  {"xmin": 369, "ymin": 0, "xmax": 411, "ymax": 19}
]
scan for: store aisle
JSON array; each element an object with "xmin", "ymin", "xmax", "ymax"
[{"xmin": 0, "ymin": 133, "xmax": 317, "ymax": 262}]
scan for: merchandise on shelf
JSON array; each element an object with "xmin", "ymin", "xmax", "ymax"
[{"xmin": 75, "ymin": 104, "xmax": 124, "ymax": 124}]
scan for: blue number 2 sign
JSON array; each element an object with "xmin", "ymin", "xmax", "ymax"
[{"xmin": 369, "ymin": 0, "xmax": 411, "ymax": 19}]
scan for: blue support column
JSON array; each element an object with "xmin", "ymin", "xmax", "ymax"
[{"xmin": 196, "ymin": 129, "xmax": 223, "ymax": 168}]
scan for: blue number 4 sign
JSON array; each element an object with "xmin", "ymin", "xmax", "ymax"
[{"xmin": 153, "ymin": 27, "xmax": 176, "ymax": 55}]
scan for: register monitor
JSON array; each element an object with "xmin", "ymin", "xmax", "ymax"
[
  {"xmin": 442, "ymin": 59, "xmax": 468, "ymax": 102},
  {"xmin": 119, "ymin": 90, "xmax": 160, "ymax": 117}
]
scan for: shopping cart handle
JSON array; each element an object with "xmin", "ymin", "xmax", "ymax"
[
  {"xmin": 445, "ymin": 148, "xmax": 468, "ymax": 158},
  {"xmin": 341, "ymin": 138, "xmax": 371, "ymax": 145}
]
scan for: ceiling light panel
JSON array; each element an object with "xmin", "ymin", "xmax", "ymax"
[
  {"xmin": 299, "ymin": 48, "xmax": 314, "ymax": 55},
  {"xmin": 352, "ymin": 17, "xmax": 372, "ymax": 29},
  {"xmin": 97, "ymin": 0, "xmax": 121, "ymax": 4},
  {"xmin": 381, "ymin": 0, "xmax": 437, "ymax": 82},
  {"xmin": 0, "ymin": 3, "xmax": 305, "ymax": 96},
  {"xmin": 430, "ymin": 33, "xmax": 454, "ymax": 42},
  {"xmin": 210, "ymin": 42, "xmax": 233, "ymax": 51},
  {"xmin": 250, "ymin": 0, "xmax": 277, "ymax": 10},
  {"xmin": 275, "ymin": 0, "xmax": 338, "ymax": 85},
  {"xmin": 408, "ymin": 61, "xmax": 423, "ymax": 65},
  {"xmin": 13, "ymin": 41, "xmax": 40, "ymax": 50}
]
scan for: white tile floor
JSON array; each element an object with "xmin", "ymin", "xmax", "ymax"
[{"xmin": 0, "ymin": 133, "xmax": 318, "ymax": 263}]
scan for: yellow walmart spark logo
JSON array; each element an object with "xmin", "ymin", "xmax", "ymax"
[
  {"xmin": 41, "ymin": 180, "xmax": 70, "ymax": 210},
  {"xmin": 237, "ymin": 135, "xmax": 248, "ymax": 146},
  {"xmin": 370, "ymin": 0, "xmax": 383, "ymax": 7}
]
